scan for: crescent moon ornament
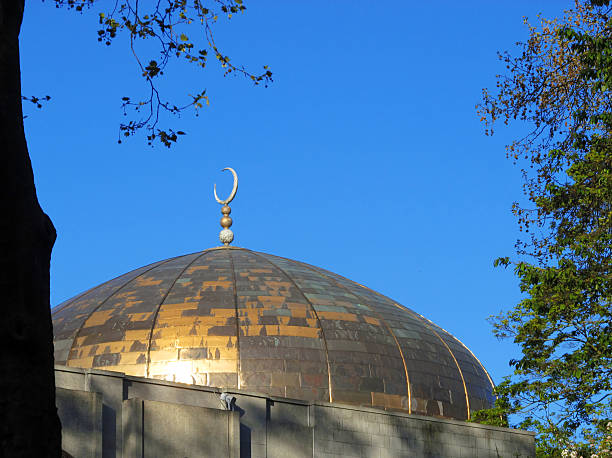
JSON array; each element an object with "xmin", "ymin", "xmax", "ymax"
[
  {"xmin": 213, "ymin": 167, "xmax": 238, "ymax": 246},
  {"xmin": 214, "ymin": 167, "xmax": 238, "ymax": 205}
]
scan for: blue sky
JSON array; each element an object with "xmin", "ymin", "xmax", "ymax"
[{"xmin": 20, "ymin": 1, "xmax": 573, "ymax": 386}]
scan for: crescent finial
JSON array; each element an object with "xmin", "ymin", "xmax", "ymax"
[
  {"xmin": 213, "ymin": 167, "xmax": 238, "ymax": 205},
  {"xmin": 214, "ymin": 167, "xmax": 238, "ymax": 246}
]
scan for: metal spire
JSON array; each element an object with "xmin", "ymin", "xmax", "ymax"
[{"xmin": 213, "ymin": 167, "xmax": 238, "ymax": 246}]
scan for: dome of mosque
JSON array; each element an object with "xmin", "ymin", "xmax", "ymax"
[{"xmin": 51, "ymin": 246, "xmax": 494, "ymax": 420}]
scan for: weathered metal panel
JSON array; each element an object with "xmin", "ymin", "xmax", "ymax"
[
  {"xmin": 232, "ymin": 249, "xmax": 329, "ymax": 401},
  {"xmin": 52, "ymin": 260, "xmax": 167, "ymax": 364},
  {"xmin": 67, "ymin": 253, "xmax": 201, "ymax": 376},
  {"xmin": 148, "ymin": 249, "xmax": 239, "ymax": 387}
]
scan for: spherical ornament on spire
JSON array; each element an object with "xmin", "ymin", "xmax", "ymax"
[
  {"xmin": 220, "ymin": 216, "xmax": 232, "ymax": 229},
  {"xmin": 219, "ymin": 228, "xmax": 234, "ymax": 245},
  {"xmin": 213, "ymin": 168, "xmax": 239, "ymax": 247}
]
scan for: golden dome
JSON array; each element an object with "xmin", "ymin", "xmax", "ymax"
[{"xmin": 52, "ymin": 247, "xmax": 494, "ymax": 420}]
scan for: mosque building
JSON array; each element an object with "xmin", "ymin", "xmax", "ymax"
[{"xmin": 51, "ymin": 168, "xmax": 534, "ymax": 457}]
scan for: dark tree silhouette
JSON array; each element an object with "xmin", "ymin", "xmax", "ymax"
[{"xmin": 0, "ymin": 1, "xmax": 271, "ymax": 455}]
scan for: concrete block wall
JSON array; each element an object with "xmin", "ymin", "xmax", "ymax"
[
  {"xmin": 313, "ymin": 404, "xmax": 534, "ymax": 458},
  {"xmin": 55, "ymin": 366, "xmax": 534, "ymax": 458}
]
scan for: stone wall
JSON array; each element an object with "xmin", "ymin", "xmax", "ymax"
[
  {"xmin": 55, "ymin": 365, "xmax": 534, "ymax": 458},
  {"xmin": 313, "ymin": 404, "xmax": 533, "ymax": 458}
]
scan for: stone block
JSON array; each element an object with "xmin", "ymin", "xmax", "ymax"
[
  {"xmin": 250, "ymin": 443, "xmax": 267, "ymax": 458},
  {"xmin": 377, "ymin": 423, "xmax": 390, "ymax": 435},
  {"xmin": 314, "ymin": 453, "xmax": 338, "ymax": 458},
  {"xmin": 460, "ymin": 446, "xmax": 478, "ymax": 457},
  {"xmin": 423, "ymin": 438, "xmax": 446, "ymax": 456},
  {"xmin": 370, "ymin": 433, "xmax": 390, "ymax": 448},
  {"xmin": 268, "ymin": 399, "xmax": 309, "ymax": 425},
  {"xmin": 476, "ymin": 449, "xmax": 500, "ymax": 458},
  {"xmin": 315, "ymin": 427, "xmax": 334, "ymax": 442},
  {"xmin": 360, "ymin": 445, "xmax": 382, "ymax": 457},
  {"xmin": 315, "ymin": 408, "xmax": 342, "ymax": 429},
  {"xmin": 55, "ymin": 368, "xmax": 87, "ymax": 391},
  {"xmin": 363, "ymin": 420, "xmax": 381, "ymax": 434},
  {"xmin": 451, "ymin": 432, "xmax": 476, "ymax": 449},
  {"xmin": 86, "ymin": 372, "xmax": 123, "ymax": 458},
  {"xmin": 438, "ymin": 441, "xmax": 466, "ymax": 458},
  {"xmin": 267, "ymin": 420, "xmax": 313, "ymax": 458},
  {"xmin": 342, "ymin": 415, "xmax": 368, "ymax": 432},
  {"xmin": 389, "ymin": 434, "xmax": 413, "ymax": 451},
  {"xmin": 56, "ymin": 388, "xmax": 103, "ymax": 458},
  {"xmin": 122, "ymin": 398, "xmax": 239, "ymax": 458},
  {"xmin": 128, "ymin": 378, "xmax": 220, "ymax": 410},
  {"xmin": 333, "ymin": 428, "xmax": 370, "ymax": 445},
  {"xmin": 122, "ymin": 397, "xmax": 143, "ymax": 457},
  {"xmin": 318, "ymin": 439, "xmax": 345, "ymax": 454},
  {"xmin": 341, "ymin": 442, "xmax": 364, "ymax": 457},
  {"xmin": 475, "ymin": 434, "xmax": 495, "ymax": 451},
  {"xmin": 234, "ymin": 393, "xmax": 268, "ymax": 452},
  {"xmin": 380, "ymin": 448, "xmax": 401, "ymax": 458}
]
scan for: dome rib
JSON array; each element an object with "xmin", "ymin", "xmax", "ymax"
[
  {"xmin": 145, "ymin": 249, "xmax": 214, "ymax": 378},
  {"xmin": 353, "ymin": 281, "xmax": 472, "ymax": 420},
  {"xmin": 66, "ymin": 255, "xmax": 183, "ymax": 367},
  {"xmin": 453, "ymin": 335, "xmax": 496, "ymax": 392},
  {"xmin": 411, "ymin": 316, "xmax": 496, "ymax": 407},
  {"xmin": 226, "ymin": 250, "xmax": 242, "ymax": 389},
  {"xmin": 423, "ymin": 317, "xmax": 495, "ymax": 394},
  {"xmin": 249, "ymin": 250, "xmax": 333, "ymax": 403},
  {"xmin": 413, "ymin": 314, "xmax": 471, "ymax": 419},
  {"xmin": 299, "ymin": 262, "xmax": 413, "ymax": 414}
]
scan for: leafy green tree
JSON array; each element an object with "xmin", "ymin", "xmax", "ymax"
[
  {"xmin": 475, "ymin": 0, "xmax": 612, "ymax": 455},
  {"xmin": 0, "ymin": 1, "xmax": 270, "ymax": 456}
]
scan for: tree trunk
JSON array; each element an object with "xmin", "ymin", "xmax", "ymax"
[{"xmin": 0, "ymin": 1, "xmax": 62, "ymax": 456}]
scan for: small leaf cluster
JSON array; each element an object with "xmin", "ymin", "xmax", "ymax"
[
  {"xmin": 21, "ymin": 95, "xmax": 52, "ymax": 119},
  {"xmin": 21, "ymin": 95, "xmax": 51, "ymax": 109},
  {"xmin": 53, "ymin": 0, "xmax": 95, "ymax": 12}
]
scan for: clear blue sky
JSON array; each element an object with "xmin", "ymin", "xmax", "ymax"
[{"xmin": 20, "ymin": 1, "xmax": 573, "ymax": 386}]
